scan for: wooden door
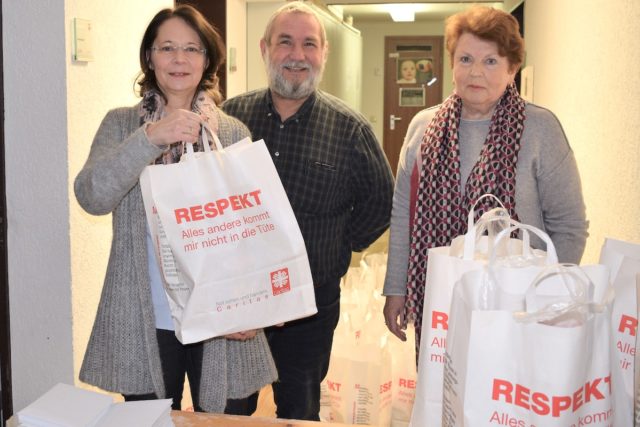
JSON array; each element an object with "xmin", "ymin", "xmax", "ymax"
[{"xmin": 383, "ymin": 36, "xmax": 443, "ymax": 175}]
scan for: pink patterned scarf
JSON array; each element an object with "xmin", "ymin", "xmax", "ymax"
[
  {"xmin": 139, "ymin": 90, "xmax": 220, "ymax": 165},
  {"xmin": 405, "ymin": 82, "xmax": 526, "ymax": 353}
]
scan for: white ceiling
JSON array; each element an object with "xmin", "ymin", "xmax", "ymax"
[{"xmin": 322, "ymin": 1, "xmax": 504, "ymax": 23}]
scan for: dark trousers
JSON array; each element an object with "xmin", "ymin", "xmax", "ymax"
[
  {"xmin": 266, "ymin": 281, "xmax": 341, "ymax": 420},
  {"xmin": 123, "ymin": 328, "xmax": 254, "ymax": 415}
]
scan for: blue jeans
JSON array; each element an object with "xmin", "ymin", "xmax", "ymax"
[{"xmin": 266, "ymin": 280, "xmax": 341, "ymax": 420}]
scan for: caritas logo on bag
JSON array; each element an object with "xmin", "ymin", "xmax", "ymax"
[{"xmin": 271, "ymin": 268, "xmax": 291, "ymax": 295}]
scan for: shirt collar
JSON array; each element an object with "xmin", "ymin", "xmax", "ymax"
[{"xmin": 266, "ymin": 89, "xmax": 317, "ymax": 123}]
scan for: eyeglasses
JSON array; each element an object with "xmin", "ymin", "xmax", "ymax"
[{"xmin": 151, "ymin": 44, "xmax": 206, "ymax": 57}]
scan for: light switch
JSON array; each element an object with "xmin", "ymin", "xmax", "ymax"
[
  {"xmin": 520, "ymin": 65, "xmax": 534, "ymax": 102},
  {"xmin": 73, "ymin": 18, "xmax": 93, "ymax": 62},
  {"xmin": 229, "ymin": 47, "xmax": 237, "ymax": 72}
]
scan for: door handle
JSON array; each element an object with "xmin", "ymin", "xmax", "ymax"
[{"xmin": 389, "ymin": 114, "xmax": 402, "ymax": 130}]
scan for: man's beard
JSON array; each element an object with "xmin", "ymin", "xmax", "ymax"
[{"xmin": 265, "ymin": 51, "xmax": 323, "ymax": 100}]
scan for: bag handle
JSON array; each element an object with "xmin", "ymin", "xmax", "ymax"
[
  {"xmin": 461, "ymin": 194, "xmax": 509, "ymax": 260},
  {"xmin": 491, "ymin": 223, "xmax": 558, "ymax": 265},
  {"xmin": 466, "ymin": 194, "xmax": 506, "ymax": 231},
  {"xmin": 463, "ymin": 212, "xmax": 523, "ymax": 260},
  {"xmin": 513, "ymin": 264, "xmax": 607, "ymax": 324},
  {"xmin": 184, "ymin": 122, "xmax": 224, "ymax": 155}
]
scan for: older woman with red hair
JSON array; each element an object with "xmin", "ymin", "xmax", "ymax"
[{"xmin": 382, "ymin": 5, "xmax": 588, "ymax": 353}]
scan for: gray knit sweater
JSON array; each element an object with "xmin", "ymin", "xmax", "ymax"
[
  {"xmin": 75, "ymin": 105, "xmax": 277, "ymax": 412},
  {"xmin": 383, "ymin": 103, "xmax": 589, "ymax": 295}
]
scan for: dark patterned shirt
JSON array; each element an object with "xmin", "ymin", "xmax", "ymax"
[{"xmin": 223, "ymin": 89, "xmax": 394, "ymax": 285}]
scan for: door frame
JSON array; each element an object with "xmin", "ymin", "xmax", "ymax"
[{"xmin": 0, "ymin": 0, "xmax": 13, "ymax": 423}]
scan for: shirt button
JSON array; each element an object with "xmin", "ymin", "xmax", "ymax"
[
  {"xmin": 267, "ymin": 113, "xmax": 272, "ymax": 117},
  {"xmin": 275, "ymin": 151, "xmax": 280, "ymax": 157},
  {"xmin": 279, "ymin": 124, "xmax": 284, "ymax": 129}
]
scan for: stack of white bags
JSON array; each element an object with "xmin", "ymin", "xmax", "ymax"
[
  {"xmin": 320, "ymin": 252, "xmax": 417, "ymax": 427},
  {"xmin": 11, "ymin": 383, "xmax": 173, "ymax": 427},
  {"xmin": 408, "ymin": 195, "xmax": 639, "ymax": 427}
]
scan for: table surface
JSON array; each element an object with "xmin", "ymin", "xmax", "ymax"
[{"xmin": 171, "ymin": 411, "xmax": 354, "ymax": 426}]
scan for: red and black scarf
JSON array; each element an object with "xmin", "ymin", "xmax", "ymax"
[{"xmin": 405, "ymin": 83, "xmax": 526, "ymax": 353}]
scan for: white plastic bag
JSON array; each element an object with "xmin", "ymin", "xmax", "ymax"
[
  {"xmin": 599, "ymin": 238, "xmax": 640, "ymax": 426},
  {"xmin": 321, "ymin": 313, "xmax": 392, "ymax": 425},
  {"xmin": 443, "ymin": 226, "xmax": 613, "ymax": 426},
  {"xmin": 411, "ymin": 195, "xmax": 534, "ymax": 427},
  {"xmin": 139, "ymin": 127, "xmax": 316, "ymax": 343}
]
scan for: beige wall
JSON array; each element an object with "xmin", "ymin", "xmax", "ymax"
[
  {"xmin": 226, "ymin": 0, "xmax": 249, "ymax": 97},
  {"xmin": 523, "ymin": 0, "xmax": 640, "ymax": 262}
]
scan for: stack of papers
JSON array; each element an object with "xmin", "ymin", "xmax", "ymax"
[{"xmin": 14, "ymin": 383, "xmax": 173, "ymax": 427}]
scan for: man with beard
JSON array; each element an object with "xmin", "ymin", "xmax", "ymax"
[{"xmin": 222, "ymin": 1, "xmax": 394, "ymax": 421}]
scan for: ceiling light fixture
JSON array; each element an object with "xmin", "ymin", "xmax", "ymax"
[{"xmin": 385, "ymin": 4, "xmax": 416, "ymax": 22}]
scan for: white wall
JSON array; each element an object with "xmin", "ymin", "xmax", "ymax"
[
  {"xmin": 524, "ymin": 0, "xmax": 640, "ymax": 263},
  {"xmin": 247, "ymin": 1, "xmax": 284, "ymax": 92},
  {"xmin": 316, "ymin": 7, "xmax": 362, "ymax": 111},
  {"xmin": 226, "ymin": 0, "xmax": 249, "ymax": 97},
  {"xmin": 3, "ymin": 0, "xmax": 73, "ymax": 412},
  {"xmin": 3, "ymin": 0, "xmax": 171, "ymax": 411}
]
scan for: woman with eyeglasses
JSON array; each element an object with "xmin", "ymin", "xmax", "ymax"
[{"xmin": 74, "ymin": 5, "xmax": 276, "ymax": 413}]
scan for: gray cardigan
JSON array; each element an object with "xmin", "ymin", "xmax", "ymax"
[
  {"xmin": 383, "ymin": 103, "xmax": 589, "ymax": 295},
  {"xmin": 75, "ymin": 105, "xmax": 277, "ymax": 412}
]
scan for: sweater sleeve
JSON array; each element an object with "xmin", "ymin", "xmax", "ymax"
[
  {"xmin": 528, "ymin": 106, "xmax": 589, "ymax": 263},
  {"xmin": 383, "ymin": 109, "xmax": 432, "ymax": 295},
  {"xmin": 74, "ymin": 107, "xmax": 165, "ymax": 215},
  {"xmin": 216, "ymin": 108, "xmax": 252, "ymax": 147}
]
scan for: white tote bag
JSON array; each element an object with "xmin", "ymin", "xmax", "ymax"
[
  {"xmin": 139, "ymin": 127, "xmax": 316, "ymax": 343},
  {"xmin": 410, "ymin": 195, "xmax": 537, "ymax": 427},
  {"xmin": 598, "ymin": 238, "xmax": 640, "ymax": 426},
  {"xmin": 443, "ymin": 226, "xmax": 614, "ymax": 426},
  {"xmin": 320, "ymin": 312, "xmax": 393, "ymax": 426}
]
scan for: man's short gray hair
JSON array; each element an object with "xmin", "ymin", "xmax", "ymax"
[{"xmin": 262, "ymin": 1, "xmax": 327, "ymax": 47}]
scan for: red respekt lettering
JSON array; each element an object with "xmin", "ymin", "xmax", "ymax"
[
  {"xmin": 431, "ymin": 310, "xmax": 448, "ymax": 330},
  {"xmin": 618, "ymin": 314, "xmax": 638, "ymax": 337},
  {"xmin": 491, "ymin": 377, "xmax": 611, "ymax": 417},
  {"xmin": 174, "ymin": 190, "xmax": 262, "ymax": 224},
  {"xmin": 399, "ymin": 378, "xmax": 416, "ymax": 389}
]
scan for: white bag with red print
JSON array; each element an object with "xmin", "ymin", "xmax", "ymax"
[
  {"xmin": 140, "ymin": 127, "xmax": 316, "ymax": 343},
  {"xmin": 320, "ymin": 312, "xmax": 393, "ymax": 426},
  {"xmin": 410, "ymin": 195, "xmax": 540, "ymax": 427},
  {"xmin": 598, "ymin": 238, "xmax": 640, "ymax": 426},
  {"xmin": 443, "ymin": 226, "xmax": 614, "ymax": 426}
]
